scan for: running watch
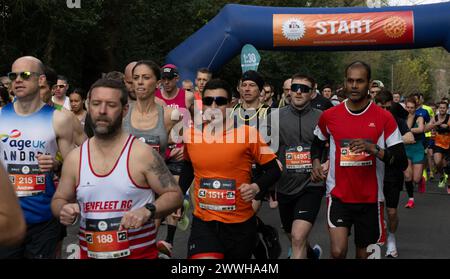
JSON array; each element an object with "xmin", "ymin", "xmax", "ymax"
[{"xmin": 144, "ymin": 203, "xmax": 156, "ymax": 219}]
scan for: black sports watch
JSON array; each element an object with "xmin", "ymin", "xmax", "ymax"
[
  {"xmin": 374, "ymin": 145, "xmax": 381, "ymax": 156},
  {"xmin": 144, "ymin": 203, "xmax": 156, "ymax": 219}
]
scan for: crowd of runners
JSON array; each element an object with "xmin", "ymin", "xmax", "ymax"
[{"xmin": 0, "ymin": 55, "xmax": 448, "ymax": 259}]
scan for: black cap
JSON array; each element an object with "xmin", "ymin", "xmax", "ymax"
[{"xmin": 241, "ymin": 70, "xmax": 264, "ymax": 91}]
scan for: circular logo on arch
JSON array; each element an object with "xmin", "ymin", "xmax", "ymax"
[
  {"xmin": 282, "ymin": 18, "xmax": 306, "ymax": 41},
  {"xmin": 383, "ymin": 16, "xmax": 406, "ymax": 39}
]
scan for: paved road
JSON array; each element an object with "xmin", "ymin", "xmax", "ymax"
[{"xmin": 63, "ymin": 180, "xmax": 449, "ymax": 259}]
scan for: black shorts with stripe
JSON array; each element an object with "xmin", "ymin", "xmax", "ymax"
[
  {"xmin": 277, "ymin": 187, "xmax": 325, "ymax": 234},
  {"xmin": 327, "ymin": 197, "xmax": 386, "ymax": 248},
  {"xmin": 187, "ymin": 215, "xmax": 257, "ymax": 259}
]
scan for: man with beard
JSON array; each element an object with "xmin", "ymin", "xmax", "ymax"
[
  {"xmin": 311, "ymin": 61, "xmax": 407, "ymax": 259},
  {"xmin": 51, "ymin": 78, "xmax": 183, "ymax": 259}
]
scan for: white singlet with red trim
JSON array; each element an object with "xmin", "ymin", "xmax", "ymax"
[{"xmin": 77, "ymin": 135, "xmax": 157, "ymax": 259}]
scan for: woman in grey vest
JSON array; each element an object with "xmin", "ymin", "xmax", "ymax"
[{"xmin": 123, "ymin": 60, "xmax": 180, "ymax": 157}]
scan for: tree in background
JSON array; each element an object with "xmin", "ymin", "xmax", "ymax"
[{"xmin": 0, "ymin": 0, "xmax": 448, "ymax": 100}]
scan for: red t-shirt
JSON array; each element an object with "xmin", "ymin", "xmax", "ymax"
[{"xmin": 314, "ymin": 101, "xmax": 402, "ymax": 203}]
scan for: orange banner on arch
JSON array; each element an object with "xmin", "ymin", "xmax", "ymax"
[{"xmin": 273, "ymin": 11, "xmax": 414, "ymax": 47}]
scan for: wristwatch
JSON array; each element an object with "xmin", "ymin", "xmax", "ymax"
[
  {"xmin": 144, "ymin": 203, "xmax": 156, "ymax": 219},
  {"xmin": 374, "ymin": 145, "xmax": 381, "ymax": 156}
]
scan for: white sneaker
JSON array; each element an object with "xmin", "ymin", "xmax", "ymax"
[{"xmin": 385, "ymin": 234, "xmax": 398, "ymax": 258}]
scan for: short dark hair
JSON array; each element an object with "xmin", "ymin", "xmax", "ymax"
[
  {"xmin": 132, "ymin": 60, "xmax": 161, "ymax": 80},
  {"xmin": 291, "ymin": 73, "xmax": 315, "ymax": 88},
  {"xmin": 374, "ymin": 88, "xmax": 393, "ymax": 104},
  {"xmin": 438, "ymin": 101, "xmax": 448, "ymax": 108},
  {"xmin": 263, "ymin": 83, "xmax": 274, "ymax": 92},
  {"xmin": 57, "ymin": 75, "xmax": 68, "ymax": 83},
  {"xmin": 44, "ymin": 66, "xmax": 57, "ymax": 88},
  {"xmin": 102, "ymin": 71, "xmax": 125, "ymax": 83},
  {"xmin": 202, "ymin": 79, "xmax": 232, "ymax": 101},
  {"xmin": 197, "ymin": 67, "xmax": 212, "ymax": 76},
  {"xmin": 345, "ymin": 61, "xmax": 371, "ymax": 81},
  {"xmin": 322, "ymin": 84, "xmax": 333, "ymax": 91},
  {"xmin": 405, "ymin": 96, "xmax": 418, "ymax": 107},
  {"xmin": 413, "ymin": 92, "xmax": 424, "ymax": 100},
  {"xmin": 88, "ymin": 78, "xmax": 128, "ymax": 106}
]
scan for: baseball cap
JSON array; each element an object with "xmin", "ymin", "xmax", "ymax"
[
  {"xmin": 371, "ymin": 80, "xmax": 384, "ymax": 88},
  {"xmin": 241, "ymin": 70, "xmax": 264, "ymax": 91},
  {"xmin": 161, "ymin": 64, "xmax": 179, "ymax": 79}
]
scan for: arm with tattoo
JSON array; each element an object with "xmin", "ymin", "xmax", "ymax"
[{"xmin": 144, "ymin": 148, "xmax": 183, "ymax": 219}]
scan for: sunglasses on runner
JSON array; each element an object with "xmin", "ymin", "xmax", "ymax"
[
  {"xmin": 202, "ymin": 96, "xmax": 229, "ymax": 106},
  {"xmin": 290, "ymin": 83, "xmax": 312, "ymax": 93},
  {"xmin": 7, "ymin": 71, "xmax": 41, "ymax": 81}
]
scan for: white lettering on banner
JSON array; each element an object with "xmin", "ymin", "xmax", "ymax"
[{"xmin": 316, "ymin": 20, "xmax": 373, "ymax": 35}]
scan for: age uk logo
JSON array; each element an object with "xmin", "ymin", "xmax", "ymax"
[{"xmin": 0, "ymin": 129, "xmax": 21, "ymax": 143}]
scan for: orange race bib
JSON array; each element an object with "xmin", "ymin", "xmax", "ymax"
[
  {"xmin": 285, "ymin": 145, "xmax": 312, "ymax": 173},
  {"xmin": 435, "ymin": 133, "xmax": 450, "ymax": 150},
  {"xmin": 84, "ymin": 218, "xmax": 130, "ymax": 259},
  {"xmin": 340, "ymin": 139, "xmax": 373, "ymax": 167},
  {"xmin": 198, "ymin": 178, "xmax": 236, "ymax": 211},
  {"xmin": 7, "ymin": 164, "xmax": 46, "ymax": 197}
]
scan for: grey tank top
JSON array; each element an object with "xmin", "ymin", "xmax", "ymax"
[{"xmin": 123, "ymin": 103, "xmax": 168, "ymax": 156}]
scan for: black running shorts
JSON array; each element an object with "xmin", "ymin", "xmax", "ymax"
[{"xmin": 187, "ymin": 215, "xmax": 257, "ymax": 259}]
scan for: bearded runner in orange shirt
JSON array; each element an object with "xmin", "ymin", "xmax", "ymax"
[{"xmin": 179, "ymin": 79, "xmax": 281, "ymax": 259}]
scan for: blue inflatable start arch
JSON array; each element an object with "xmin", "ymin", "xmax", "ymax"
[{"xmin": 166, "ymin": 2, "xmax": 450, "ymax": 82}]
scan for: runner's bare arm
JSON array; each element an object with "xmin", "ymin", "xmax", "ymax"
[
  {"xmin": 60, "ymin": 107, "xmax": 87, "ymax": 146},
  {"xmin": 120, "ymin": 142, "xmax": 183, "ymax": 230},
  {"xmin": 144, "ymin": 148, "xmax": 183, "ymax": 218},
  {"xmin": 410, "ymin": 116, "xmax": 425, "ymax": 134},
  {"xmin": 0, "ymin": 165, "xmax": 26, "ymax": 246},
  {"xmin": 51, "ymin": 148, "xmax": 80, "ymax": 225},
  {"xmin": 71, "ymin": 112, "xmax": 87, "ymax": 146},
  {"xmin": 402, "ymin": 131, "xmax": 415, "ymax": 144},
  {"xmin": 54, "ymin": 109, "xmax": 76, "ymax": 159},
  {"xmin": 311, "ymin": 136, "xmax": 327, "ymax": 182}
]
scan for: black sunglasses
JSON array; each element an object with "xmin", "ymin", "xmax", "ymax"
[
  {"xmin": 202, "ymin": 96, "xmax": 229, "ymax": 106},
  {"xmin": 291, "ymin": 83, "xmax": 312, "ymax": 93},
  {"xmin": 7, "ymin": 71, "xmax": 41, "ymax": 81}
]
